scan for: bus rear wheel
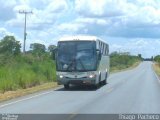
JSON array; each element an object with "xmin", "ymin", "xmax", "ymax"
[
  {"xmin": 102, "ymin": 79, "xmax": 107, "ymax": 85},
  {"xmin": 93, "ymin": 84, "xmax": 99, "ymax": 89}
]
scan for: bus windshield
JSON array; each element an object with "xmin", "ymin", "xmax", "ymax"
[{"xmin": 57, "ymin": 41, "xmax": 97, "ymax": 72}]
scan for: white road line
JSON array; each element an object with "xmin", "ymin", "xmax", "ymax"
[
  {"xmin": 106, "ymin": 87, "xmax": 114, "ymax": 93},
  {"xmin": 67, "ymin": 113, "xmax": 78, "ymax": 120},
  {"xmin": 0, "ymin": 90, "xmax": 53, "ymax": 108}
]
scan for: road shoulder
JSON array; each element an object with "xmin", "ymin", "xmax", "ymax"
[
  {"xmin": 0, "ymin": 82, "xmax": 58, "ymax": 103},
  {"xmin": 152, "ymin": 62, "xmax": 160, "ymax": 83}
]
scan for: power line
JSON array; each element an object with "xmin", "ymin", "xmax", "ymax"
[{"xmin": 19, "ymin": 10, "xmax": 33, "ymax": 53}]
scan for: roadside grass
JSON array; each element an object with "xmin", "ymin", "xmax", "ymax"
[
  {"xmin": 153, "ymin": 63, "xmax": 160, "ymax": 77},
  {"xmin": 0, "ymin": 54, "xmax": 58, "ymax": 102},
  {"xmin": 0, "ymin": 61, "xmax": 141, "ymax": 102},
  {"xmin": 0, "ymin": 53, "xmax": 141, "ymax": 102},
  {"xmin": 0, "ymin": 82, "xmax": 57, "ymax": 102},
  {"xmin": 0, "ymin": 55, "xmax": 56, "ymax": 93},
  {"xmin": 110, "ymin": 61, "xmax": 141, "ymax": 73}
]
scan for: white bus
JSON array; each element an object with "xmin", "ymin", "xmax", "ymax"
[{"xmin": 56, "ymin": 36, "xmax": 110, "ymax": 89}]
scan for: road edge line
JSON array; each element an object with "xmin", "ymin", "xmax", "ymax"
[
  {"xmin": 0, "ymin": 91, "xmax": 53, "ymax": 108},
  {"xmin": 0, "ymin": 86, "xmax": 62, "ymax": 109}
]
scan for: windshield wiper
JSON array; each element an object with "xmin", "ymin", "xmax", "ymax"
[
  {"xmin": 78, "ymin": 58, "xmax": 86, "ymax": 71},
  {"xmin": 66, "ymin": 58, "xmax": 76, "ymax": 71},
  {"xmin": 66, "ymin": 58, "xmax": 86, "ymax": 71}
]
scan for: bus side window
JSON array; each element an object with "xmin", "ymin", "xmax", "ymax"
[
  {"xmin": 106, "ymin": 46, "xmax": 109, "ymax": 55},
  {"xmin": 101, "ymin": 43, "xmax": 103, "ymax": 54},
  {"xmin": 106, "ymin": 45, "xmax": 108, "ymax": 55},
  {"xmin": 102, "ymin": 44, "xmax": 104, "ymax": 55},
  {"xmin": 100, "ymin": 42, "xmax": 102, "ymax": 53},
  {"xmin": 103, "ymin": 44, "xmax": 105, "ymax": 55},
  {"xmin": 104, "ymin": 45, "xmax": 106, "ymax": 55},
  {"xmin": 99, "ymin": 41, "xmax": 101, "ymax": 51},
  {"xmin": 102, "ymin": 43, "xmax": 104, "ymax": 55}
]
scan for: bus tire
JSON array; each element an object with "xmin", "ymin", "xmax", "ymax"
[
  {"xmin": 98, "ymin": 73, "xmax": 102, "ymax": 86},
  {"xmin": 102, "ymin": 73, "xmax": 107, "ymax": 85},
  {"xmin": 93, "ymin": 84, "xmax": 99, "ymax": 89},
  {"xmin": 64, "ymin": 84, "xmax": 69, "ymax": 89}
]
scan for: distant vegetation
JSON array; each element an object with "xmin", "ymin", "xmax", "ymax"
[
  {"xmin": 153, "ymin": 55, "xmax": 160, "ymax": 77},
  {"xmin": 0, "ymin": 35, "xmax": 141, "ymax": 93},
  {"xmin": 110, "ymin": 52, "xmax": 141, "ymax": 72},
  {"xmin": 154, "ymin": 55, "xmax": 160, "ymax": 64}
]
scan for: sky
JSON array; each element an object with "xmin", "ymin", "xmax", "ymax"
[{"xmin": 0, "ymin": 0, "xmax": 160, "ymax": 58}]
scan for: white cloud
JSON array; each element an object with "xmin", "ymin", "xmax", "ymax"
[
  {"xmin": 0, "ymin": 0, "xmax": 17, "ymax": 21},
  {"xmin": 0, "ymin": 28, "xmax": 14, "ymax": 38},
  {"xmin": 75, "ymin": 0, "xmax": 126, "ymax": 17},
  {"xmin": 46, "ymin": 0, "xmax": 68, "ymax": 13},
  {"xmin": 57, "ymin": 22, "xmax": 85, "ymax": 33},
  {"xmin": 4, "ymin": 0, "xmax": 69, "ymax": 30},
  {"xmin": 73, "ymin": 0, "xmax": 160, "ymax": 38},
  {"xmin": 75, "ymin": 17, "xmax": 109, "ymax": 25},
  {"xmin": 109, "ymin": 38, "xmax": 160, "ymax": 57}
]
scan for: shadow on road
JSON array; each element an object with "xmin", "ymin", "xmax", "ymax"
[{"xmin": 55, "ymin": 84, "xmax": 106, "ymax": 91}]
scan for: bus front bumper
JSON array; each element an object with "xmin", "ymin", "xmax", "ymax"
[{"xmin": 57, "ymin": 77, "xmax": 96, "ymax": 85}]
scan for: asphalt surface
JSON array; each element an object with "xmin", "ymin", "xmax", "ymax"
[{"xmin": 0, "ymin": 61, "xmax": 160, "ymax": 114}]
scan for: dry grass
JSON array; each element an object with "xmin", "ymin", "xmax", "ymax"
[
  {"xmin": 0, "ymin": 82, "xmax": 58, "ymax": 102},
  {"xmin": 153, "ymin": 63, "xmax": 160, "ymax": 77}
]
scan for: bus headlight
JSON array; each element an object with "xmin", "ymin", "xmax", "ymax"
[
  {"xmin": 59, "ymin": 75, "xmax": 64, "ymax": 79},
  {"xmin": 88, "ymin": 74, "xmax": 96, "ymax": 78}
]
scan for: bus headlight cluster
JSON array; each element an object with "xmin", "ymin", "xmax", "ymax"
[
  {"xmin": 59, "ymin": 75, "xmax": 64, "ymax": 79},
  {"xmin": 88, "ymin": 74, "xmax": 96, "ymax": 78}
]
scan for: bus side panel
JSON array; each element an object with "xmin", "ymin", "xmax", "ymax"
[
  {"xmin": 97, "ymin": 55, "xmax": 110, "ymax": 81},
  {"xmin": 96, "ymin": 40, "xmax": 110, "ymax": 82}
]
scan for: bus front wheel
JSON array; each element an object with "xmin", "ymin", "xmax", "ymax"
[
  {"xmin": 102, "ymin": 73, "xmax": 107, "ymax": 85},
  {"xmin": 64, "ymin": 84, "xmax": 69, "ymax": 89}
]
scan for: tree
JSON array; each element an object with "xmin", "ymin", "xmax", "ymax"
[
  {"xmin": 48, "ymin": 45, "xmax": 57, "ymax": 60},
  {"xmin": 110, "ymin": 51, "xmax": 118, "ymax": 57},
  {"xmin": 0, "ymin": 35, "xmax": 21, "ymax": 55},
  {"xmin": 48, "ymin": 45, "xmax": 56, "ymax": 52},
  {"xmin": 154, "ymin": 55, "xmax": 160, "ymax": 62},
  {"xmin": 138, "ymin": 54, "xmax": 142, "ymax": 59},
  {"xmin": 151, "ymin": 56, "xmax": 154, "ymax": 61},
  {"xmin": 30, "ymin": 43, "xmax": 46, "ymax": 57}
]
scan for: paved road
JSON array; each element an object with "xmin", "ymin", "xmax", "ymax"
[{"xmin": 0, "ymin": 61, "xmax": 160, "ymax": 114}]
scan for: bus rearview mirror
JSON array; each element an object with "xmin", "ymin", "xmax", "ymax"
[{"xmin": 96, "ymin": 49, "xmax": 102, "ymax": 60}]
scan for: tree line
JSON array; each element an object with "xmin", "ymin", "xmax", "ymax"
[
  {"xmin": 154, "ymin": 55, "xmax": 160, "ymax": 66},
  {"xmin": 0, "ymin": 35, "xmax": 56, "ymax": 58},
  {"xmin": 110, "ymin": 51, "xmax": 142, "ymax": 71}
]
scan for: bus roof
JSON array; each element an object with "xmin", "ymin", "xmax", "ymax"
[{"xmin": 59, "ymin": 35, "xmax": 101, "ymax": 41}]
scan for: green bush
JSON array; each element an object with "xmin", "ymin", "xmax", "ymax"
[
  {"xmin": 154, "ymin": 55, "xmax": 160, "ymax": 67},
  {"xmin": 110, "ymin": 52, "xmax": 141, "ymax": 71},
  {"xmin": 0, "ymin": 54, "xmax": 56, "ymax": 93}
]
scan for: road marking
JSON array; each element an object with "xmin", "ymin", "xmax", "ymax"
[
  {"xmin": 106, "ymin": 87, "xmax": 114, "ymax": 93},
  {"xmin": 0, "ymin": 90, "xmax": 54, "ymax": 108},
  {"xmin": 153, "ymin": 71, "xmax": 160, "ymax": 84},
  {"xmin": 68, "ymin": 113, "xmax": 78, "ymax": 120},
  {"xmin": 66, "ymin": 87, "xmax": 114, "ymax": 118}
]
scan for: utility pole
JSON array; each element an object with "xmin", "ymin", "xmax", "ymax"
[{"xmin": 19, "ymin": 10, "xmax": 32, "ymax": 53}]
